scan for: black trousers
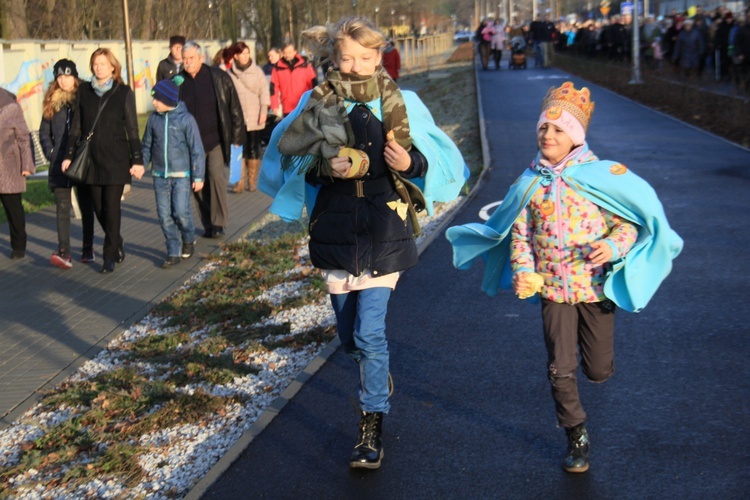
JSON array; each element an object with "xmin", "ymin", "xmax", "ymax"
[
  {"xmin": 88, "ymin": 184, "xmax": 124, "ymax": 262},
  {"xmin": 0, "ymin": 193, "xmax": 26, "ymax": 253},
  {"xmin": 541, "ymin": 299, "xmax": 616, "ymax": 428}
]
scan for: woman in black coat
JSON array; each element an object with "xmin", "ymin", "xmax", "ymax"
[
  {"xmin": 63, "ymin": 48, "xmax": 145, "ymax": 273},
  {"xmin": 40, "ymin": 59, "xmax": 96, "ymax": 267}
]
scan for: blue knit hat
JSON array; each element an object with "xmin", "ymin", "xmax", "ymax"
[{"xmin": 151, "ymin": 78, "xmax": 179, "ymax": 107}]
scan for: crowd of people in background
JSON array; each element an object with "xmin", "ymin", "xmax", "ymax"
[
  {"xmin": 3, "ymin": 29, "xmax": 408, "ymax": 268},
  {"xmin": 473, "ymin": 6, "xmax": 750, "ymax": 94}
]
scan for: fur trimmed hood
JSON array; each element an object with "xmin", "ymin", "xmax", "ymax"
[{"xmin": 44, "ymin": 87, "xmax": 77, "ymax": 119}]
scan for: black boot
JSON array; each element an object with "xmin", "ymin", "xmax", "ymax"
[
  {"xmin": 563, "ymin": 423, "xmax": 590, "ymax": 473},
  {"xmin": 350, "ymin": 411, "xmax": 384, "ymax": 469}
]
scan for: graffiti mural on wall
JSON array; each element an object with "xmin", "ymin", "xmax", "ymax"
[
  {"xmin": 134, "ymin": 60, "xmax": 154, "ymax": 91},
  {"xmin": 2, "ymin": 60, "xmax": 49, "ymax": 110}
]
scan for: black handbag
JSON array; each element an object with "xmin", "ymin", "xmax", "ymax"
[
  {"xmin": 65, "ymin": 139, "xmax": 92, "ymax": 182},
  {"xmin": 65, "ymin": 85, "xmax": 118, "ymax": 182}
]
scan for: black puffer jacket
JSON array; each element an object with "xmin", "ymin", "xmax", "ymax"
[{"xmin": 307, "ymin": 104, "xmax": 427, "ymax": 277}]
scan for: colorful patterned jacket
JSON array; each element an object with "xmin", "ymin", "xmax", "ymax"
[
  {"xmin": 446, "ymin": 143, "xmax": 683, "ymax": 313},
  {"xmin": 510, "ymin": 147, "xmax": 638, "ymax": 304}
]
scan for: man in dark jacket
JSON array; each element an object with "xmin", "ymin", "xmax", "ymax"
[
  {"xmin": 156, "ymin": 35, "xmax": 186, "ymax": 82},
  {"xmin": 180, "ymin": 40, "xmax": 245, "ymax": 238}
]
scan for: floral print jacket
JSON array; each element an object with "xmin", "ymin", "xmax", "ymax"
[{"xmin": 510, "ymin": 147, "xmax": 638, "ymax": 304}]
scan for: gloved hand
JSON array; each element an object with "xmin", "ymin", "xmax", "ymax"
[{"xmin": 513, "ymin": 272, "xmax": 545, "ymax": 299}]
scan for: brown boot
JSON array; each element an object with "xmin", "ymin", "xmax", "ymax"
[
  {"xmin": 232, "ymin": 159, "xmax": 248, "ymax": 193},
  {"xmin": 247, "ymin": 159, "xmax": 260, "ymax": 192}
]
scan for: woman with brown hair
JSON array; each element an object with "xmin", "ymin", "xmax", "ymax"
[
  {"xmin": 228, "ymin": 41, "xmax": 269, "ymax": 192},
  {"xmin": 62, "ymin": 48, "xmax": 145, "ymax": 274}
]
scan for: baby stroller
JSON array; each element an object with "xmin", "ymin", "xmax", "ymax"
[{"xmin": 509, "ymin": 36, "xmax": 527, "ymax": 69}]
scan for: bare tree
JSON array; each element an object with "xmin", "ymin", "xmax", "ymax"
[{"xmin": 2, "ymin": 0, "xmax": 30, "ymax": 38}]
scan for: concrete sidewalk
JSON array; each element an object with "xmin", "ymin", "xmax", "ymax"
[{"xmin": 0, "ymin": 176, "xmax": 271, "ymax": 427}]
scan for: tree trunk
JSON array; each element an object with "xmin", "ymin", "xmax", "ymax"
[
  {"xmin": 140, "ymin": 0, "xmax": 154, "ymax": 39},
  {"xmin": 2, "ymin": 0, "xmax": 29, "ymax": 39},
  {"xmin": 272, "ymin": 0, "xmax": 282, "ymax": 48}
]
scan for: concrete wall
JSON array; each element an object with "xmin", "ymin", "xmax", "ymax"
[{"xmin": 0, "ymin": 38, "xmax": 256, "ymax": 131}]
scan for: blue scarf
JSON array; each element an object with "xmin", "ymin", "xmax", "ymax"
[{"xmin": 91, "ymin": 78, "xmax": 114, "ymax": 97}]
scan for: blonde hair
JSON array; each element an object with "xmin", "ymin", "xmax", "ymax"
[
  {"xmin": 89, "ymin": 48, "xmax": 124, "ymax": 84},
  {"xmin": 301, "ymin": 16, "xmax": 386, "ymax": 65}
]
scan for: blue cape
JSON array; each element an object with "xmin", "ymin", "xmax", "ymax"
[
  {"xmin": 446, "ymin": 158, "xmax": 683, "ymax": 313},
  {"xmin": 258, "ymin": 90, "xmax": 470, "ymax": 222}
]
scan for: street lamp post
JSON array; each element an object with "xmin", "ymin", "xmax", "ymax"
[
  {"xmin": 375, "ymin": 7, "xmax": 380, "ymax": 26},
  {"xmin": 122, "ymin": 0, "xmax": 135, "ymax": 89},
  {"xmin": 630, "ymin": 0, "xmax": 642, "ymax": 84},
  {"xmin": 352, "ymin": 0, "xmax": 358, "ymax": 15}
]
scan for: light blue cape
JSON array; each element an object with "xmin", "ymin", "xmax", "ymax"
[
  {"xmin": 445, "ymin": 157, "xmax": 683, "ymax": 313},
  {"xmin": 258, "ymin": 90, "xmax": 470, "ymax": 222}
]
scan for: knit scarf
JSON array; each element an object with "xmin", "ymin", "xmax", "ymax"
[
  {"xmin": 277, "ymin": 66, "xmax": 410, "ymax": 176},
  {"xmin": 232, "ymin": 59, "xmax": 252, "ymax": 71},
  {"xmin": 91, "ymin": 78, "xmax": 114, "ymax": 97}
]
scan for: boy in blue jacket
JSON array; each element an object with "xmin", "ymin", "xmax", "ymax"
[{"xmin": 142, "ymin": 78, "xmax": 205, "ymax": 268}]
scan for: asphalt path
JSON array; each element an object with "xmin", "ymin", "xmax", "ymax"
[{"xmin": 202, "ymin": 63, "xmax": 750, "ymax": 498}]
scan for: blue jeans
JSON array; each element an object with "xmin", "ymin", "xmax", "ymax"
[
  {"xmin": 153, "ymin": 177, "xmax": 195, "ymax": 257},
  {"xmin": 330, "ymin": 288, "xmax": 392, "ymax": 413}
]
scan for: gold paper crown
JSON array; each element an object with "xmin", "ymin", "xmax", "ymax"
[{"xmin": 540, "ymin": 81, "xmax": 595, "ymax": 131}]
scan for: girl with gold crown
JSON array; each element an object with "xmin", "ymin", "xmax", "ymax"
[{"xmin": 447, "ymin": 81, "xmax": 682, "ymax": 473}]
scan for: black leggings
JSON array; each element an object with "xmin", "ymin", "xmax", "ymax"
[
  {"xmin": 243, "ymin": 129, "xmax": 262, "ymax": 159},
  {"xmin": 54, "ymin": 187, "xmax": 95, "ymax": 253}
]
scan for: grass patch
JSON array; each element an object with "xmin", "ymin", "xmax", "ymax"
[
  {"xmin": 152, "ymin": 233, "xmax": 307, "ymax": 329},
  {"xmin": 0, "ymin": 178, "xmax": 56, "ymax": 225}
]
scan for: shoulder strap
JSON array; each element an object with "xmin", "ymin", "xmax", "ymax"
[{"xmin": 84, "ymin": 84, "xmax": 119, "ymax": 140}]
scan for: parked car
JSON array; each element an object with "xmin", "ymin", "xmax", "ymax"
[{"xmin": 453, "ymin": 30, "xmax": 474, "ymax": 43}]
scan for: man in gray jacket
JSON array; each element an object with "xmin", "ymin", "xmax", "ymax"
[{"xmin": 179, "ymin": 41, "xmax": 245, "ymax": 238}]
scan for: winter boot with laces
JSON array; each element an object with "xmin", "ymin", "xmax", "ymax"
[
  {"xmin": 563, "ymin": 423, "xmax": 590, "ymax": 473},
  {"xmin": 350, "ymin": 411, "xmax": 384, "ymax": 469}
]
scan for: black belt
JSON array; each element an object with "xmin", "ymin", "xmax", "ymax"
[{"xmin": 324, "ymin": 176, "xmax": 394, "ymax": 198}]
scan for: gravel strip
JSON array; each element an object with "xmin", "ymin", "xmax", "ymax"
[{"xmin": 0, "ymin": 196, "xmax": 466, "ymax": 499}]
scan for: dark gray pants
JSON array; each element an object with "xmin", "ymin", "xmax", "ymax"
[
  {"xmin": 541, "ymin": 299, "xmax": 616, "ymax": 428},
  {"xmin": 193, "ymin": 145, "xmax": 228, "ymax": 232}
]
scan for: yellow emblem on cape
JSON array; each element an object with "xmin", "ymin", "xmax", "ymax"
[
  {"xmin": 545, "ymin": 106, "xmax": 562, "ymax": 120},
  {"xmin": 610, "ymin": 163, "xmax": 627, "ymax": 175},
  {"xmin": 540, "ymin": 199, "xmax": 555, "ymax": 216},
  {"xmin": 387, "ymin": 200, "xmax": 409, "ymax": 221}
]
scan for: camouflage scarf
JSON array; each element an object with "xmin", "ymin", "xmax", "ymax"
[{"xmin": 277, "ymin": 66, "xmax": 410, "ymax": 175}]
